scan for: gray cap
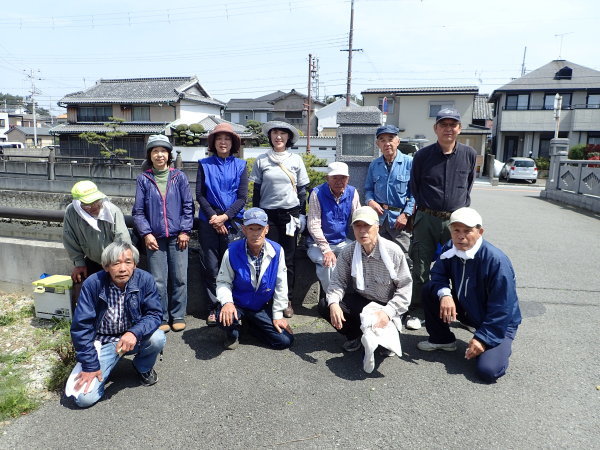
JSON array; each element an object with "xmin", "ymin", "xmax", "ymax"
[
  {"xmin": 243, "ymin": 207, "xmax": 269, "ymax": 227},
  {"xmin": 435, "ymin": 108, "xmax": 461, "ymax": 123},
  {"xmin": 261, "ymin": 121, "xmax": 300, "ymax": 145},
  {"xmin": 146, "ymin": 134, "xmax": 173, "ymax": 152}
]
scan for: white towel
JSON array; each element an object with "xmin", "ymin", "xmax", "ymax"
[
  {"xmin": 351, "ymin": 240, "xmax": 397, "ymax": 291},
  {"xmin": 439, "ymin": 236, "xmax": 483, "ymax": 261},
  {"xmin": 360, "ymin": 302, "xmax": 403, "ymax": 373},
  {"xmin": 65, "ymin": 340, "xmax": 103, "ymax": 398},
  {"xmin": 73, "ymin": 199, "xmax": 114, "ymax": 232}
]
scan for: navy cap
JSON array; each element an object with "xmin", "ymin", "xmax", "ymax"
[
  {"xmin": 375, "ymin": 125, "xmax": 400, "ymax": 137},
  {"xmin": 243, "ymin": 207, "xmax": 268, "ymax": 227},
  {"xmin": 436, "ymin": 108, "xmax": 461, "ymax": 123}
]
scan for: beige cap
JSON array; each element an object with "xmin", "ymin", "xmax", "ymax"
[
  {"xmin": 449, "ymin": 207, "xmax": 483, "ymax": 227},
  {"xmin": 327, "ymin": 161, "xmax": 349, "ymax": 177},
  {"xmin": 351, "ymin": 206, "xmax": 379, "ymax": 225}
]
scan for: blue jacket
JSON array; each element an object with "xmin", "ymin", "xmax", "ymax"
[
  {"xmin": 70, "ymin": 269, "xmax": 163, "ymax": 372},
  {"xmin": 314, "ymin": 182, "xmax": 355, "ymax": 245},
  {"xmin": 364, "ymin": 152, "xmax": 415, "ymax": 227},
  {"xmin": 429, "ymin": 239, "xmax": 522, "ymax": 349},
  {"xmin": 229, "ymin": 238, "xmax": 281, "ymax": 311},
  {"xmin": 132, "ymin": 168, "xmax": 194, "ymax": 239}
]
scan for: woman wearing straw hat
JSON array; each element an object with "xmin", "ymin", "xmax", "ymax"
[
  {"xmin": 196, "ymin": 123, "xmax": 248, "ymax": 326},
  {"xmin": 133, "ymin": 135, "xmax": 194, "ymax": 332},
  {"xmin": 249, "ymin": 121, "xmax": 309, "ymax": 318}
]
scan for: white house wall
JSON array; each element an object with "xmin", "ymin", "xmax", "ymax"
[{"xmin": 179, "ymin": 100, "xmax": 222, "ymax": 124}]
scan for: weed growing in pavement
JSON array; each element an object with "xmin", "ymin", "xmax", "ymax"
[
  {"xmin": 0, "ymin": 371, "xmax": 39, "ymax": 420},
  {"xmin": 0, "ymin": 305, "xmax": 35, "ymax": 326},
  {"xmin": 47, "ymin": 319, "xmax": 76, "ymax": 392}
]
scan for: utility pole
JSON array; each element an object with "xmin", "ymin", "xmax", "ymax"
[
  {"xmin": 306, "ymin": 54, "xmax": 318, "ymax": 154},
  {"xmin": 521, "ymin": 46, "xmax": 527, "ymax": 76},
  {"xmin": 341, "ymin": 0, "xmax": 362, "ymax": 106},
  {"xmin": 25, "ymin": 69, "xmax": 41, "ymax": 148}
]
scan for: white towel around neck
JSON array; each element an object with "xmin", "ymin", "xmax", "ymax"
[
  {"xmin": 73, "ymin": 199, "xmax": 114, "ymax": 232},
  {"xmin": 439, "ymin": 236, "xmax": 483, "ymax": 261},
  {"xmin": 351, "ymin": 240, "xmax": 397, "ymax": 291}
]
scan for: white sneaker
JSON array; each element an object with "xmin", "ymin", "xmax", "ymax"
[
  {"xmin": 405, "ymin": 315, "xmax": 422, "ymax": 330},
  {"xmin": 417, "ymin": 340, "xmax": 457, "ymax": 352}
]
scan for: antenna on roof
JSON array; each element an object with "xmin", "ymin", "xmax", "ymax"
[
  {"xmin": 521, "ymin": 46, "xmax": 527, "ymax": 76},
  {"xmin": 554, "ymin": 32, "xmax": 573, "ymax": 59}
]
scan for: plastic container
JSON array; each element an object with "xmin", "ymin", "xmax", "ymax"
[{"xmin": 32, "ymin": 275, "xmax": 74, "ymax": 320}]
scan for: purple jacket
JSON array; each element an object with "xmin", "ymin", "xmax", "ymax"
[{"xmin": 132, "ymin": 168, "xmax": 194, "ymax": 238}]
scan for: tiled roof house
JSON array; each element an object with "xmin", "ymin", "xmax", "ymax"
[{"xmin": 51, "ymin": 76, "xmax": 225, "ymax": 158}]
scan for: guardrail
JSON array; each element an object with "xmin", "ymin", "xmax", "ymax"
[
  {"xmin": 0, "ymin": 150, "xmax": 199, "ymax": 182},
  {"xmin": 554, "ymin": 160, "xmax": 600, "ymax": 197}
]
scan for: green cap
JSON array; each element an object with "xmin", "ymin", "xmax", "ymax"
[{"xmin": 71, "ymin": 180, "xmax": 106, "ymax": 204}]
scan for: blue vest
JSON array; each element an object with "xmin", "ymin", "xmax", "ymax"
[
  {"xmin": 198, "ymin": 156, "xmax": 246, "ymax": 222},
  {"xmin": 229, "ymin": 238, "xmax": 281, "ymax": 311},
  {"xmin": 315, "ymin": 183, "xmax": 355, "ymax": 245}
]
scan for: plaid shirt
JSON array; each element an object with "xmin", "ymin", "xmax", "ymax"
[
  {"xmin": 327, "ymin": 237, "xmax": 412, "ymax": 318},
  {"xmin": 246, "ymin": 242, "xmax": 265, "ymax": 283},
  {"xmin": 97, "ymin": 283, "xmax": 132, "ymax": 344}
]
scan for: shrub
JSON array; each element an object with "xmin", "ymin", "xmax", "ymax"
[
  {"xmin": 569, "ymin": 144, "xmax": 586, "ymax": 160},
  {"xmin": 535, "ymin": 157, "xmax": 550, "ymax": 170}
]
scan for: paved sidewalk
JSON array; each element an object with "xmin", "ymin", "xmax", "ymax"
[{"xmin": 2, "ymin": 185, "xmax": 598, "ymax": 449}]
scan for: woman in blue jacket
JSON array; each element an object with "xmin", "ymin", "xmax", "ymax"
[
  {"xmin": 196, "ymin": 123, "xmax": 248, "ymax": 326},
  {"xmin": 133, "ymin": 135, "xmax": 194, "ymax": 332}
]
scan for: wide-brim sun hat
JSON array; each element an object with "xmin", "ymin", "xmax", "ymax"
[
  {"xmin": 71, "ymin": 180, "xmax": 106, "ymax": 204},
  {"xmin": 145, "ymin": 134, "xmax": 173, "ymax": 152},
  {"xmin": 207, "ymin": 123, "xmax": 241, "ymax": 154},
  {"xmin": 261, "ymin": 121, "xmax": 300, "ymax": 145}
]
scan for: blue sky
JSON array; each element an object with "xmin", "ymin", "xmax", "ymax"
[{"xmin": 2, "ymin": 0, "xmax": 598, "ymax": 115}]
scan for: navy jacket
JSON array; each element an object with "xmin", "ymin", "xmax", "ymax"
[
  {"xmin": 132, "ymin": 168, "xmax": 194, "ymax": 239},
  {"xmin": 70, "ymin": 269, "xmax": 162, "ymax": 372},
  {"xmin": 429, "ymin": 239, "xmax": 522, "ymax": 348}
]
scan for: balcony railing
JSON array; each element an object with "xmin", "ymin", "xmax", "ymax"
[{"xmin": 502, "ymin": 104, "xmax": 600, "ymax": 111}]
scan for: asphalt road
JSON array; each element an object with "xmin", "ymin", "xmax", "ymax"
[{"xmin": 2, "ymin": 180, "xmax": 598, "ymax": 449}]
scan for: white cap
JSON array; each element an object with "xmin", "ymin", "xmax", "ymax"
[
  {"xmin": 327, "ymin": 161, "xmax": 349, "ymax": 177},
  {"xmin": 351, "ymin": 206, "xmax": 379, "ymax": 225},
  {"xmin": 449, "ymin": 207, "xmax": 483, "ymax": 227}
]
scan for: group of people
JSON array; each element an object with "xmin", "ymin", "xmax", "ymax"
[{"xmin": 62, "ymin": 111, "xmax": 521, "ymax": 408}]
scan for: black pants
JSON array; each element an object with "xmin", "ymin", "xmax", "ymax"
[
  {"xmin": 264, "ymin": 207, "xmax": 298, "ymax": 296},
  {"xmin": 198, "ymin": 219, "xmax": 231, "ymax": 313},
  {"xmin": 318, "ymin": 292, "xmax": 385, "ymax": 340}
]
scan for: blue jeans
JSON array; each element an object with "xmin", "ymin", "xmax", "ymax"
[
  {"xmin": 217, "ymin": 303, "xmax": 294, "ymax": 350},
  {"xmin": 307, "ymin": 239, "xmax": 351, "ymax": 293},
  {"xmin": 74, "ymin": 330, "xmax": 166, "ymax": 408},
  {"xmin": 421, "ymin": 282, "xmax": 516, "ymax": 382},
  {"xmin": 147, "ymin": 236, "xmax": 188, "ymax": 323}
]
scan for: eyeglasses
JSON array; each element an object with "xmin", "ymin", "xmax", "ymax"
[{"xmin": 81, "ymin": 199, "xmax": 102, "ymax": 210}]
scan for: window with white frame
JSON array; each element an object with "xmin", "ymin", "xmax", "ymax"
[{"xmin": 429, "ymin": 101, "xmax": 454, "ymax": 117}]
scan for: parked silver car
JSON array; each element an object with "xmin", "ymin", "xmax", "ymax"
[{"xmin": 500, "ymin": 157, "xmax": 538, "ymax": 183}]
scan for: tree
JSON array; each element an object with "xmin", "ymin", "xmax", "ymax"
[
  {"xmin": 78, "ymin": 117, "xmax": 129, "ymax": 162},
  {"xmin": 173, "ymin": 123, "xmax": 205, "ymax": 146},
  {"xmin": 245, "ymin": 120, "xmax": 269, "ymax": 146},
  {"xmin": 0, "ymin": 92, "xmax": 50, "ymax": 116}
]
